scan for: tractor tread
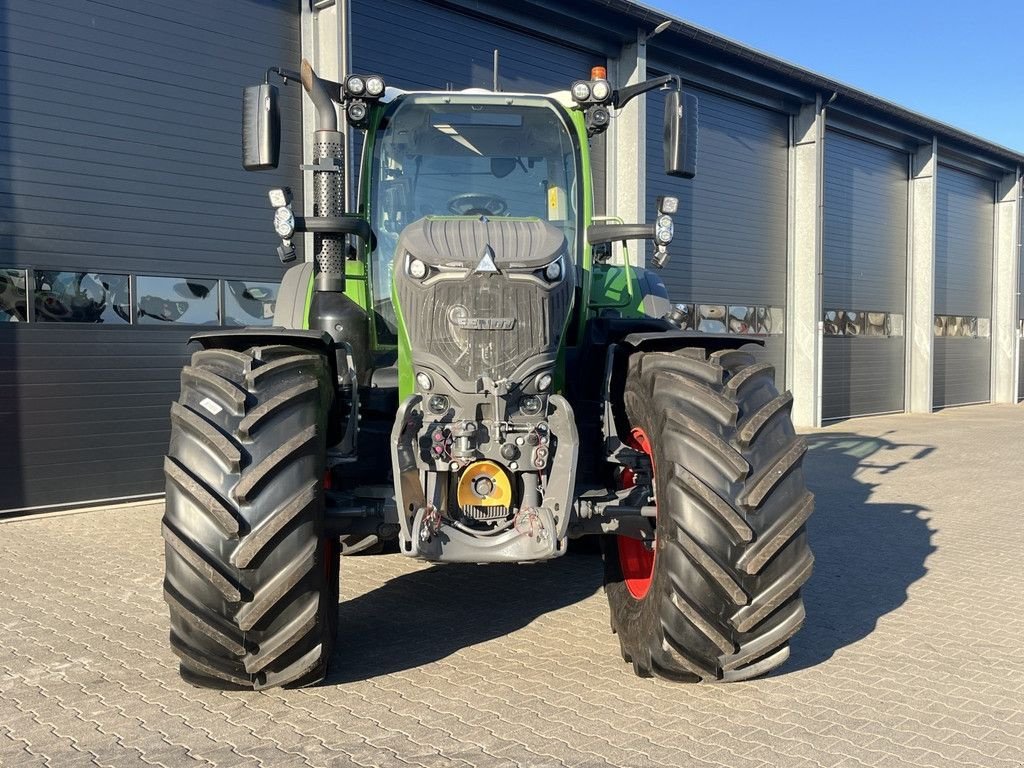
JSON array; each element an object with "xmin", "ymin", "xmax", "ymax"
[
  {"xmin": 668, "ymin": 465, "xmax": 754, "ymax": 544},
  {"xmin": 237, "ymin": 538, "xmax": 318, "ymax": 632},
  {"xmin": 161, "ymin": 522, "xmax": 241, "ymax": 602},
  {"xmin": 737, "ymin": 392, "xmax": 793, "ymax": 448},
  {"xmin": 239, "ymin": 380, "xmax": 319, "ymax": 437},
  {"xmin": 163, "ymin": 343, "xmax": 335, "ymax": 691},
  {"xmin": 169, "ymin": 403, "xmax": 242, "ymax": 472},
  {"xmin": 740, "ymin": 438, "xmax": 808, "ymax": 510},
  {"xmin": 232, "ymin": 425, "xmax": 317, "ymax": 503},
  {"xmin": 180, "ymin": 367, "xmax": 247, "ymax": 412},
  {"xmin": 163, "ymin": 456, "xmax": 239, "ymax": 536},
  {"xmin": 739, "ymin": 492, "xmax": 814, "ymax": 575},
  {"xmin": 605, "ymin": 346, "xmax": 813, "ymax": 684},
  {"xmin": 164, "ymin": 585, "xmax": 246, "ymax": 657},
  {"xmin": 231, "ymin": 480, "xmax": 319, "ymax": 568}
]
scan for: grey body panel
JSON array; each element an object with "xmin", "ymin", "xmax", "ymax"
[
  {"xmin": 273, "ymin": 263, "xmax": 314, "ymax": 329},
  {"xmin": 822, "ymin": 132, "xmax": 909, "ymax": 419},
  {"xmin": 646, "ymin": 83, "xmax": 789, "ymax": 385},
  {"xmin": 933, "ymin": 166, "xmax": 994, "ymax": 407},
  {"xmin": 0, "ymin": 0, "xmax": 302, "ymax": 513},
  {"xmin": 822, "ymin": 338, "xmax": 906, "ymax": 421}
]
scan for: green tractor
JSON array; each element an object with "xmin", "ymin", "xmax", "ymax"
[{"xmin": 161, "ymin": 57, "xmax": 813, "ymax": 690}]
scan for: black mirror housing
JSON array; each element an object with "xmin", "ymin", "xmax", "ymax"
[
  {"xmin": 664, "ymin": 90, "xmax": 698, "ymax": 179},
  {"xmin": 242, "ymin": 84, "xmax": 281, "ymax": 171}
]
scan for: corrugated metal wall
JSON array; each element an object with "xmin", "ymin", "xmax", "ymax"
[
  {"xmin": 646, "ymin": 84, "xmax": 789, "ymax": 383},
  {"xmin": 821, "ymin": 131, "xmax": 908, "ymax": 420},
  {"xmin": 0, "ymin": 0, "xmax": 303, "ymax": 513},
  {"xmin": 933, "ymin": 165, "xmax": 994, "ymax": 408},
  {"xmin": 350, "ymin": 0, "xmax": 604, "ymax": 210}
]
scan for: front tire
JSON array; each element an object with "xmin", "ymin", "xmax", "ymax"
[
  {"xmin": 605, "ymin": 348, "xmax": 814, "ymax": 682},
  {"xmin": 162, "ymin": 345, "xmax": 338, "ymax": 690}
]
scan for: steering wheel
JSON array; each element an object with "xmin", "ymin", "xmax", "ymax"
[{"xmin": 447, "ymin": 193, "xmax": 509, "ymax": 217}]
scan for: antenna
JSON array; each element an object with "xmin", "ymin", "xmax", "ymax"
[{"xmin": 493, "ymin": 49, "xmax": 501, "ymax": 92}]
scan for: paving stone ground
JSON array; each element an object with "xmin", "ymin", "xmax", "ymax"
[{"xmin": 1, "ymin": 404, "xmax": 1023, "ymax": 767}]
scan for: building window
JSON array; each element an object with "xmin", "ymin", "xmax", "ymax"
[
  {"xmin": 224, "ymin": 280, "xmax": 279, "ymax": 326},
  {"xmin": 33, "ymin": 271, "xmax": 130, "ymax": 324},
  {"xmin": 825, "ymin": 310, "xmax": 904, "ymax": 337},
  {"xmin": 136, "ymin": 276, "xmax": 219, "ymax": 325},
  {"xmin": 0, "ymin": 269, "xmax": 29, "ymax": 322},
  {"xmin": 934, "ymin": 315, "xmax": 990, "ymax": 338}
]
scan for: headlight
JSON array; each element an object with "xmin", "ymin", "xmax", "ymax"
[
  {"xmin": 365, "ymin": 75, "xmax": 385, "ymax": 97},
  {"xmin": 655, "ymin": 215, "xmax": 674, "ymax": 245},
  {"xmin": 408, "ymin": 258, "xmax": 427, "ymax": 279},
  {"xmin": 345, "ymin": 75, "xmax": 365, "ymax": 96},
  {"xmin": 520, "ymin": 395, "xmax": 542, "ymax": 415},
  {"xmin": 268, "ymin": 188, "xmax": 291, "ymax": 208},
  {"xmin": 416, "ymin": 372, "xmax": 433, "ymax": 391},
  {"xmin": 591, "ymin": 79, "xmax": 611, "ymax": 101},
  {"xmin": 427, "ymin": 394, "xmax": 449, "ymax": 414},
  {"xmin": 544, "ymin": 259, "xmax": 562, "ymax": 282},
  {"xmin": 535, "ymin": 372, "xmax": 553, "ymax": 392},
  {"xmin": 347, "ymin": 100, "xmax": 368, "ymax": 123},
  {"xmin": 273, "ymin": 206, "xmax": 294, "ymax": 238},
  {"xmin": 657, "ymin": 195, "xmax": 679, "ymax": 215},
  {"xmin": 571, "ymin": 81, "xmax": 591, "ymax": 102}
]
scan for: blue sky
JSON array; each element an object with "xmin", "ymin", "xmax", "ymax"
[{"xmin": 658, "ymin": 0, "xmax": 1024, "ymax": 152}]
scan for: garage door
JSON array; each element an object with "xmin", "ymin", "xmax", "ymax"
[
  {"xmin": 647, "ymin": 85, "xmax": 789, "ymax": 384},
  {"xmin": 351, "ymin": 0, "xmax": 604, "ymax": 208},
  {"xmin": 0, "ymin": 0, "xmax": 303, "ymax": 513},
  {"xmin": 933, "ymin": 166, "xmax": 994, "ymax": 408},
  {"xmin": 821, "ymin": 131, "xmax": 909, "ymax": 420}
]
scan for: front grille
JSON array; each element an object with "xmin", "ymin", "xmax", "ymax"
[{"xmin": 397, "ymin": 271, "xmax": 572, "ymax": 384}]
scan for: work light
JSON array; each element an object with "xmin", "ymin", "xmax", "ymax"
[
  {"xmin": 268, "ymin": 187, "xmax": 292, "ymax": 208},
  {"xmin": 365, "ymin": 76, "xmax": 385, "ymax": 97},
  {"xmin": 591, "ymin": 80, "xmax": 611, "ymax": 101},
  {"xmin": 273, "ymin": 206, "xmax": 295, "ymax": 239},
  {"xmin": 655, "ymin": 215, "xmax": 674, "ymax": 245},
  {"xmin": 571, "ymin": 81, "xmax": 591, "ymax": 102},
  {"xmin": 657, "ymin": 196, "xmax": 679, "ymax": 215},
  {"xmin": 345, "ymin": 75, "xmax": 365, "ymax": 96}
]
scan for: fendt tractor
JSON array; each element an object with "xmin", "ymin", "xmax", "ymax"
[{"xmin": 161, "ymin": 53, "xmax": 814, "ymax": 691}]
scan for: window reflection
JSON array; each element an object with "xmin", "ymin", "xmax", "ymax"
[
  {"xmin": 0, "ymin": 269, "xmax": 29, "ymax": 322},
  {"xmin": 670, "ymin": 303, "xmax": 693, "ymax": 330},
  {"xmin": 728, "ymin": 306, "xmax": 755, "ymax": 334},
  {"xmin": 34, "ymin": 271, "xmax": 130, "ymax": 324},
  {"xmin": 136, "ymin": 276, "xmax": 219, "ymax": 325},
  {"xmin": 697, "ymin": 304, "xmax": 727, "ymax": 333},
  {"xmin": 864, "ymin": 311, "xmax": 887, "ymax": 337},
  {"xmin": 224, "ymin": 281, "xmax": 279, "ymax": 326}
]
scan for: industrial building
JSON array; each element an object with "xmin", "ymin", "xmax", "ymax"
[{"xmin": 1, "ymin": 0, "xmax": 1021, "ymax": 514}]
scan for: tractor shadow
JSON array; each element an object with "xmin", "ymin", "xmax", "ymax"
[
  {"xmin": 785, "ymin": 430, "xmax": 937, "ymax": 672},
  {"xmin": 324, "ymin": 552, "xmax": 602, "ymax": 683}
]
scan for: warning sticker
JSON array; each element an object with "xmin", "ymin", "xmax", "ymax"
[{"xmin": 199, "ymin": 397, "xmax": 223, "ymax": 416}]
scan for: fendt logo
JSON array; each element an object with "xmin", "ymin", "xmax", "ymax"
[{"xmin": 448, "ymin": 304, "xmax": 516, "ymax": 330}]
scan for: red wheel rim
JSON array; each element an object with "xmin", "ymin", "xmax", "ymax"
[{"xmin": 617, "ymin": 427, "xmax": 656, "ymax": 599}]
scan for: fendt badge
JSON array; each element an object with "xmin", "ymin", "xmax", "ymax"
[{"xmin": 448, "ymin": 304, "xmax": 516, "ymax": 330}]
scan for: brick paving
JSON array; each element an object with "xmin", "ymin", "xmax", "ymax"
[{"xmin": 1, "ymin": 404, "xmax": 1023, "ymax": 767}]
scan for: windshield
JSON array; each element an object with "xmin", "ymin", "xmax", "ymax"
[{"xmin": 368, "ymin": 94, "xmax": 580, "ymax": 342}]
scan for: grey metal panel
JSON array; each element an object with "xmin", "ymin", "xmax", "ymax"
[
  {"xmin": 932, "ymin": 165, "xmax": 994, "ymax": 408},
  {"xmin": 822, "ymin": 338, "xmax": 905, "ymax": 420},
  {"xmin": 820, "ymin": 132, "xmax": 908, "ymax": 419},
  {"xmin": 823, "ymin": 131, "xmax": 908, "ymax": 311},
  {"xmin": 0, "ymin": 325, "xmax": 192, "ymax": 512},
  {"xmin": 646, "ymin": 86, "xmax": 789, "ymax": 307},
  {"xmin": 0, "ymin": 0, "xmax": 302, "ymax": 513},
  {"xmin": 0, "ymin": 0, "xmax": 304, "ymax": 280},
  {"xmin": 351, "ymin": 0, "xmax": 606, "ymax": 210},
  {"xmin": 646, "ymin": 83, "xmax": 788, "ymax": 382},
  {"xmin": 1019, "ymin": 340, "xmax": 1024, "ymax": 402},
  {"xmin": 933, "ymin": 338, "xmax": 991, "ymax": 408},
  {"xmin": 934, "ymin": 166, "xmax": 994, "ymax": 316}
]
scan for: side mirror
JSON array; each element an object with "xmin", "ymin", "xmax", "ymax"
[
  {"xmin": 664, "ymin": 90, "xmax": 698, "ymax": 179},
  {"xmin": 242, "ymin": 84, "xmax": 281, "ymax": 171}
]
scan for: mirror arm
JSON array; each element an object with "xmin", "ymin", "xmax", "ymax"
[
  {"xmin": 587, "ymin": 223, "xmax": 656, "ymax": 245},
  {"xmin": 613, "ymin": 74, "xmax": 680, "ymax": 110},
  {"xmin": 266, "ymin": 66, "xmax": 301, "ymax": 85}
]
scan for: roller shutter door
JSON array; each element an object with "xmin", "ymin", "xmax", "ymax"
[
  {"xmin": 933, "ymin": 166, "xmax": 994, "ymax": 408},
  {"xmin": 647, "ymin": 85, "xmax": 789, "ymax": 384},
  {"xmin": 0, "ymin": 0, "xmax": 303, "ymax": 513},
  {"xmin": 351, "ymin": 0, "xmax": 604, "ymax": 209},
  {"xmin": 821, "ymin": 132, "xmax": 909, "ymax": 420}
]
